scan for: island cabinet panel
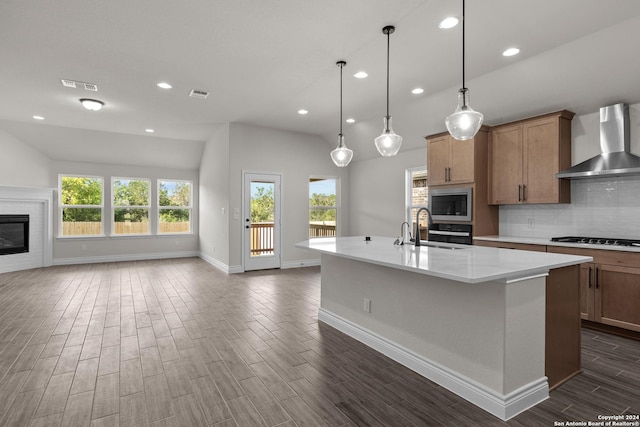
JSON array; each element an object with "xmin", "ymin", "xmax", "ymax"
[
  {"xmin": 473, "ymin": 240, "xmax": 580, "ymax": 389},
  {"xmin": 548, "ymin": 246, "xmax": 640, "ymax": 334},
  {"xmin": 488, "ymin": 110, "xmax": 574, "ymax": 205}
]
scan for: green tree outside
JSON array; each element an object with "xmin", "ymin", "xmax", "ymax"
[
  {"xmin": 113, "ymin": 179, "xmax": 149, "ymax": 223},
  {"xmin": 159, "ymin": 181, "xmax": 190, "ymax": 223},
  {"xmin": 251, "ymin": 185, "xmax": 274, "ymax": 223},
  {"xmin": 61, "ymin": 176, "xmax": 102, "ymax": 222},
  {"xmin": 309, "ymin": 193, "xmax": 336, "ymax": 222}
]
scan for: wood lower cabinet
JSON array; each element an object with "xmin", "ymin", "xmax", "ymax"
[
  {"xmin": 488, "ymin": 110, "xmax": 574, "ymax": 204},
  {"xmin": 473, "ymin": 240, "xmax": 580, "ymax": 388},
  {"xmin": 549, "ymin": 246, "xmax": 640, "ymax": 333}
]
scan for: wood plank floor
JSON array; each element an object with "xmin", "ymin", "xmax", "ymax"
[{"xmin": 0, "ymin": 258, "xmax": 638, "ymax": 426}]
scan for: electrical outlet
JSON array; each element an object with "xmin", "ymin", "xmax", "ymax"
[
  {"xmin": 528, "ymin": 219, "xmax": 535, "ymax": 229},
  {"xmin": 363, "ymin": 298, "xmax": 371, "ymax": 313}
]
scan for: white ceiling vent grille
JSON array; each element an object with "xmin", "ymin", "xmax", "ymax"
[
  {"xmin": 189, "ymin": 89, "xmax": 209, "ymax": 99},
  {"xmin": 61, "ymin": 79, "xmax": 98, "ymax": 91},
  {"xmin": 61, "ymin": 79, "xmax": 77, "ymax": 88}
]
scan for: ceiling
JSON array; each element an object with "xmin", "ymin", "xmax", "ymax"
[{"xmin": 2, "ymin": 0, "xmax": 640, "ymax": 169}]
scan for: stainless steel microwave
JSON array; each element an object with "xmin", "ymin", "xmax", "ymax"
[{"xmin": 428, "ymin": 187, "xmax": 472, "ymax": 222}]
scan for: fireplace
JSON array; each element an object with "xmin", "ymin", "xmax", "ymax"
[{"xmin": 0, "ymin": 214, "xmax": 29, "ymax": 256}]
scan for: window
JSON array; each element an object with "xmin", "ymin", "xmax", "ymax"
[
  {"xmin": 158, "ymin": 180, "xmax": 192, "ymax": 234},
  {"xmin": 59, "ymin": 175, "xmax": 104, "ymax": 237},
  {"xmin": 112, "ymin": 178, "xmax": 150, "ymax": 235},
  {"xmin": 309, "ymin": 178, "xmax": 337, "ymax": 238},
  {"xmin": 406, "ymin": 168, "xmax": 428, "ymax": 236}
]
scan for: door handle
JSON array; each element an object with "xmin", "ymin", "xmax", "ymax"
[
  {"xmin": 522, "ymin": 184, "xmax": 526, "ymax": 201},
  {"xmin": 595, "ymin": 267, "xmax": 600, "ymax": 289},
  {"xmin": 588, "ymin": 266, "xmax": 592, "ymax": 288},
  {"xmin": 518, "ymin": 185, "xmax": 522, "ymax": 202}
]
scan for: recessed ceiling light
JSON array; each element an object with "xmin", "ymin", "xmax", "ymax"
[
  {"xmin": 145, "ymin": 129, "xmax": 154, "ymax": 133},
  {"xmin": 157, "ymin": 82, "xmax": 172, "ymax": 89},
  {"xmin": 411, "ymin": 88, "xmax": 424, "ymax": 94},
  {"xmin": 353, "ymin": 71, "xmax": 368, "ymax": 79},
  {"xmin": 33, "ymin": 115, "xmax": 44, "ymax": 120},
  {"xmin": 439, "ymin": 16, "xmax": 459, "ymax": 29},
  {"xmin": 79, "ymin": 98, "xmax": 104, "ymax": 111},
  {"xmin": 298, "ymin": 109, "xmax": 308, "ymax": 115},
  {"xmin": 502, "ymin": 47, "xmax": 520, "ymax": 57},
  {"xmin": 346, "ymin": 118, "xmax": 355, "ymax": 124}
]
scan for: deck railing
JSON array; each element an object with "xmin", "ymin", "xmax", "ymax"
[{"xmin": 249, "ymin": 222, "xmax": 337, "ymax": 256}]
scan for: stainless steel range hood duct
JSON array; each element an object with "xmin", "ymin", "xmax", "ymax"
[{"xmin": 556, "ymin": 103, "xmax": 640, "ymax": 179}]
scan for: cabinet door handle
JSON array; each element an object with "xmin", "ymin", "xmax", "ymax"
[
  {"xmin": 522, "ymin": 184, "xmax": 526, "ymax": 201},
  {"xmin": 595, "ymin": 267, "xmax": 600, "ymax": 289},
  {"xmin": 588, "ymin": 266, "xmax": 592, "ymax": 288},
  {"xmin": 518, "ymin": 185, "xmax": 522, "ymax": 202},
  {"xmin": 448, "ymin": 167, "xmax": 451, "ymax": 181}
]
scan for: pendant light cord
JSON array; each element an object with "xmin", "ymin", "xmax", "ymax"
[
  {"xmin": 385, "ymin": 29, "xmax": 390, "ymax": 117},
  {"xmin": 339, "ymin": 61, "xmax": 344, "ymax": 136},
  {"xmin": 462, "ymin": 0, "xmax": 466, "ymax": 90}
]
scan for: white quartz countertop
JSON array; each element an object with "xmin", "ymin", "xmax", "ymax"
[
  {"xmin": 295, "ymin": 236, "xmax": 592, "ymax": 284},
  {"xmin": 474, "ymin": 235, "xmax": 640, "ymax": 253}
]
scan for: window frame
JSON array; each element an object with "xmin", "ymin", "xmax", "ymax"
[
  {"xmin": 58, "ymin": 174, "xmax": 105, "ymax": 238},
  {"xmin": 111, "ymin": 176, "xmax": 152, "ymax": 236},
  {"xmin": 405, "ymin": 167, "xmax": 428, "ymax": 231},
  {"xmin": 309, "ymin": 176, "xmax": 339, "ymax": 238},
  {"xmin": 157, "ymin": 179, "xmax": 193, "ymax": 235}
]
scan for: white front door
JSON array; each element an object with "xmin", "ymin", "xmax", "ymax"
[{"xmin": 243, "ymin": 173, "xmax": 281, "ymax": 271}]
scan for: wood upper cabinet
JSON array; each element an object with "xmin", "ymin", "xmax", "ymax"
[
  {"xmin": 488, "ymin": 110, "xmax": 574, "ymax": 204},
  {"xmin": 427, "ymin": 133, "xmax": 475, "ymax": 186}
]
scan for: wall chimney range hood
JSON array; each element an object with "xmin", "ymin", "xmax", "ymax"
[{"xmin": 556, "ymin": 103, "xmax": 640, "ymax": 179}]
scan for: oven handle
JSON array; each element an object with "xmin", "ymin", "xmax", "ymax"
[{"xmin": 428, "ymin": 230, "xmax": 470, "ymax": 237}]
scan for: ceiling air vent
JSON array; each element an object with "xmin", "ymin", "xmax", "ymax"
[
  {"xmin": 61, "ymin": 79, "xmax": 77, "ymax": 88},
  {"xmin": 61, "ymin": 79, "xmax": 98, "ymax": 91},
  {"xmin": 189, "ymin": 89, "xmax": 209, "ymax": 99}
]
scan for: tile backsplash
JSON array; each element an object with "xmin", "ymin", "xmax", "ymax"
[{"xmin": 499, "ymin": 175, "xmax": 640, "ymax": 239}]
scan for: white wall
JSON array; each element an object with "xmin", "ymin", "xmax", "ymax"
[
  {"xmin": 199, "ymin": 124, "xmax": 231, "ymax": 268},
  {"xmin": 226, "ymin": 123, "xmax": 350, "ymax": 270},
  {"xmin": 349, "ymin": 146, "xmax": 426, "ymax": 238},
  {"xmin": 51, "ymin": 160, "xmax": 199, "ymax": 263},
  {"xmin": 0, "ymin": 128, "xmax": 51, "ymax": 187},
  {"xmin": 500, "ymin": 102, "xmax": 640, "ymax": 239}
]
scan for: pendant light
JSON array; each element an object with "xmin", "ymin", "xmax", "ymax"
[
  {"xmin": 330, "ymin": 60, "xmax": 353, "ymax": 167},
  {"xmin": 374, "ymin": 25, "xmax": 403, "ymax": 157},
  {"xmin": 445, "ymin": 0, "xmax": 484, "ymax": 140}
]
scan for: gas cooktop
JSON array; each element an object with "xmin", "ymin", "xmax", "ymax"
[{"xmin": 551, "ymin": 236, "xmax": 640, "ymax": 247}]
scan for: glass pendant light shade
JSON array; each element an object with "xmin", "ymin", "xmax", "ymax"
[
  {"xmin": 375, "ymin": 116, "xmax": 403, "ymax": 156},
  {"xmin": 445, "ymin": 88, "xmax": 484, "ymax": 140},
  {"xmin": 446, "ymin": 0, "xmax": 483, "ymax": 141},
  {"xmin": 331, "ymin": 134, "xmax": 353, "ymax": 167},
  {"xmin": 375, "ymin": 25, "xmax": 402, "ymax": 157},
  {"xmin": 330, "ymin": 60, "xmax": 353, "ymax": 167}
]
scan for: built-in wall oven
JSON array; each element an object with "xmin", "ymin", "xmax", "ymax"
[
  {"xmin": 428, "ymin": 223, "xmax": 472, "ymax": 245},
  {"xmin": 428, "ymin": 187, "xmax": 472, "ymax": 222}
]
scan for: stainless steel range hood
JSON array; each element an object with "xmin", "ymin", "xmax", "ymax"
[{"xmin": 556, "ymin": 103, "xmax": 640, "ymax": 179}]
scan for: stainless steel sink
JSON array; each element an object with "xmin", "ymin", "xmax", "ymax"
[{"xmin": 408, "ymin": 241, "xmax": 462, "ymax": 250}]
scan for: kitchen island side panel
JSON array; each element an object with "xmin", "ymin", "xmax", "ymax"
[{"xmin": 319, "ymin": 253, "xmax": 546, "ymax": 397}]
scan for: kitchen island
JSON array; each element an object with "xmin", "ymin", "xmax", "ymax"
[{"xmin": 295, "ymin": 236, "xmax": 592, "ymax": 420}]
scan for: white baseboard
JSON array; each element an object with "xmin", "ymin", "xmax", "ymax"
[
  {"xmin": 282, "ymin": 259, "xmax": 320, "ymax": 269},
  {"xmin": 318, "ymin": 308, "xmax": 548, "ymax": 421},
  {"xmin": 198, "ymin": 252, "xmax": 242, "ymax": 274},
  {"xmin": 53, "ymin": 250, "xmax": 199, "ymax": 266}
]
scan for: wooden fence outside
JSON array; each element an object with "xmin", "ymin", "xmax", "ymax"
[{"xmin": 62, "ymin": 221, "xmax": 189, "ymax": 235}]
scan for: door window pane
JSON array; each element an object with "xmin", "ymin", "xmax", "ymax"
[{"xmin": 250, "ymin": 182, "xmax": 275, "ymax": 256}]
